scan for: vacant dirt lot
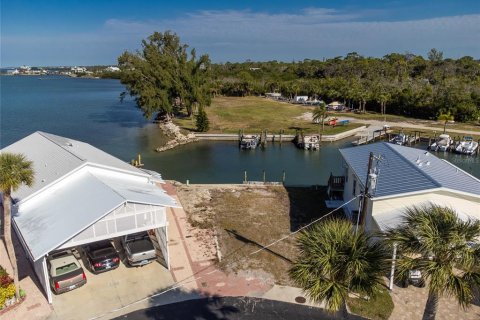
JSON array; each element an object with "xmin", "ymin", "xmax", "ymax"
[{"xmin": 176, "ymin": 183, "xmax": 330, "ymax": 286}]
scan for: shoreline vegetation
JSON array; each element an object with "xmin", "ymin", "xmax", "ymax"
[{"xmin": 153, "ymin": 95, "xmax": 480, "ymax": 152}]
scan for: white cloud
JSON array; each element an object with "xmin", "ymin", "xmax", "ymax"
[{"xmin": 2, "ymin": 8, "xmax": 479, "ymax": 66}]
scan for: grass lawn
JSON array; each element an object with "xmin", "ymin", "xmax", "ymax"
[
  {"xmin": 347, "ymin": 287, "xmax": 394, "ymax": 320},
  {"xmin": 174, "ymin": 96, "xmax": 362, "ymax": 135}
]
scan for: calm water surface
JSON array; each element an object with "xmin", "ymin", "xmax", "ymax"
[{"xmin": 1, "ymin": 75, "xmax": 478, "ymax": 184}]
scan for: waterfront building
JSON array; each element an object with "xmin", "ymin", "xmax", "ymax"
[
  {"xmin": 338, "ymin": 142, "xmax": 480, "ymax": 233},
  {"xmin": 1, "ymin": 131, "xmax": 179, "ymax": 304},
  {"xmin": 327, "ymin": 101, "xmax": 345, "ymax": 110}
]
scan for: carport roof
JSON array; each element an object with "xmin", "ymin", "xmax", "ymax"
[{"xmin": 15, "ymin": 169, "xmax": 179, "ymax": 261}]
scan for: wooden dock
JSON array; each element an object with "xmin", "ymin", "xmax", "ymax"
[{"xmin": 352, "ymin": 126, "xmax": 387, "ymax": 146}]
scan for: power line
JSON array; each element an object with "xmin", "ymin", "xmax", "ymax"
[{"xmin": 89, "ymin": 195, "xmax": 359, "ymax": 320}]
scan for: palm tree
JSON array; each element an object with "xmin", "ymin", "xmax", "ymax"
[
  {"xmin": 312, "ymin": 102, "xmax": 328, "ymax": 134},
  {"xmin": 0, "ymin": 153, "xmax": 34, "ymax": 300},
  {"xmin": 437, "ymin": 111, "xmax": 454, "ymax": 134},
  {"xmin": 384, "ymin": 204, "xmax": 480, "ymax": 320},
  {"xmin": 289, "ymin": 219, "xmax": 389, "ymax": 318}
]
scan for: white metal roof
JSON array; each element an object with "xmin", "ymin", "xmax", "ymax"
[
  {"xmin": 2, "ymin": 131, "xmax": 151, "ymax": 202},
  {"xmin": 14, "ymin": 168, "xmax": 179, "ymax": 261},
  {"xmin": 2, "ymin": 131, "xmax": 178, "ymax": 261}
]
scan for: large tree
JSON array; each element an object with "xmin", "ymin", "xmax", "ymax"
[
  {"xmin": 118, "ymin": 31, "xmax": 212, "ymax": 120},
  {"xmin": 289, "ymin": 219, "xmax": 389, "ymax": 318},
  {"xmin": 0, "ymin": 153, "xmax": 34, "ymax": 300},
  {"xmin": 384, "ymin": 204, "xmax": 480, "ymax": 320}
]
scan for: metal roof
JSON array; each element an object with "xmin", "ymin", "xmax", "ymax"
[
  {"xmin": 2, "ymin": 131, "xmax": 151, "ymax": 202},
  {"xmin": 1, "ymin": 132, "xmax": 178, "ymax": 261},
  {"xmin": 339, "ymin": 142, "xmax": 480, "ymax": 198},
  {"xmin": 14, "ymin": 169, "xmax": 179, "ymax": 261}
]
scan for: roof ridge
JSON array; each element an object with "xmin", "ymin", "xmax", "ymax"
[
  {"xmin": 384, "ymin": 142, "xmax": 442, "ymax": 188},
  {"xmin": 37, "ymin": 131, "xmax": 86, "ymax": 162}
]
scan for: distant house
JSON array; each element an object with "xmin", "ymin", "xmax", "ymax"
[
  {"xmin": 327, "ymin": 101, "xmax": 345, "ymax": 110},
  {"xmin": 249, "ymin": 67, "xmax": 261, "ymax": 71},
  {"xmin": 71, "ymin": 66, "xmax": 87, "ymax": 73},
  {"xmin": 6, "ymin": 69, "xmax": 19, "ymax": 75},
  {"xmin": 105, "ymin": 66, "xmax": 120, "ymax": 72},
  {"xmin": 293, "ymin": 95, "xmax": 309, "ymax": 102},
  {"xmin": 265, "ymin": 92, "xmax": 282, "ymax": 99},
  {"xmin": 337, "ymin": 142, "xmax": 480, "ymax": 233}
]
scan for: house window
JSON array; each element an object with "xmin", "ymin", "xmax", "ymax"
[{"xmin": 353, "ymin": 179, "xmax": 356, "ymax": 196}]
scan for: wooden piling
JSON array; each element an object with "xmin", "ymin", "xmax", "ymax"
[
  {"xmin": 282, "ymin": 170, "xmax": 286, "ymax": 184},
  {"xmin": 244, "ymin": 170, "xmax": 247, "ymax": 183},
  {"xmin": 263, "ymin": 170, "xmax": 266, "ymax": 183}
]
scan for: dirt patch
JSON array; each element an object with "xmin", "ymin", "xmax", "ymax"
[{"xmin": 176, "ymin": 184, "xmax": 331, "ymax": 286}]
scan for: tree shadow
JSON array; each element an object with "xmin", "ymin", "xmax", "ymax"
[
  {"xmin": 117, "ymin": 290, "xmax": 366, "ymax": 319},
  {"xmin": 88, "ymin": 104, "xmax": 147, "ymax": 128},
  {"xmin": 224, "ymin": 229, "xmax": 293, "ymax": 264},
  {"xmin": 284, "ymin": 185, "xmax": 343, "ymax": 232}
]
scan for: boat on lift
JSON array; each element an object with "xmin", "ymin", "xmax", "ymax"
[
  {"xmin": 429, "ymin": 134, "xmax": 453, "ymax": 152},
  {"xmin": 455, "ymin": 136, "xmax": 478, "ymax": 155}
]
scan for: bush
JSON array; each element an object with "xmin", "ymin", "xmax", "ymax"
[
  {"xmin": 0, "ymin": 266, "xmax": 7, "ymax": 277},
  {"xmin": 0, "ymin": 284, "xmax": 16, "ymax": 309},
  {"xmin": 0, "ymin": 275, "xmax": 13, "ymax": 288},
  {"xmin": 195, "ymin": 107, "xmax": 210, "ymax": 132}
]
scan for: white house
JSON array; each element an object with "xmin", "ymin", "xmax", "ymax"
[
  {"xmin": 1, "ymin": 132, "xmax": 180, "ymax": 303},
  {"xmin": 105, "ymin": 66, "xmax": 120, "ymax": 72},
  {"xmin": 338, "ymin": 142, "xmax": 480, "ymax": 233},
  {"xmin": 327, "ymin": 101, "xmax": 345, "ymax": 110},
  {"xmin": 71, "ymin": 66, "xmax": 87, "ymax": 73},
  {"xmin": 294, "ymin": 95, "xmax": 309, "ymax": 102}
]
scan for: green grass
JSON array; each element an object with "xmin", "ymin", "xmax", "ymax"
[
  {"xmin": 347, "ymin": 287, "xmax": 394, "ymax": 320},
  {"xmin": 174, "ymin": 96, "xmax": 362, "ymax": 134}
]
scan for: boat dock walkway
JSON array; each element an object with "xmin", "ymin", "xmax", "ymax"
[
  {"xmin": 351, "ymin": 126, "xmax": 387, "ymax": 146},
  {"xmin": 195, "ymin": 126, "xmax": 366, "ymax": 142}
]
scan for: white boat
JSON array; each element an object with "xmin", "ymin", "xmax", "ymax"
[
  {"xmin": 455, "ymin": 137, "xmax": 478, "ymax": 155},
  {"xmin": 429, "ymin": 134, "xmax": 452, "ymax": 152},
  {"xmin": 239, "ymin": 135, "xmax": 260, "ymax": 149},
  {"xmin": 390, "ymin": 133, "xmax": 407, "ymax": 145}
]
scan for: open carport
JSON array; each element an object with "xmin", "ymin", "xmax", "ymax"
[{"xmin": 3, "ymin": 131, "xmax": 181, "ymax": 307}]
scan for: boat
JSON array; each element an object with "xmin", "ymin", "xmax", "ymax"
[
  {"xmin": 239, "ymin": 135, "xmax": 260, "ymax": 149},
  {"xmin": 300, "ymin": 134, "xmax": 320, "ymax": 150},
  {"xmin": 390, "ymin": 133, "xmax": 407, "ymax": 145},
  {"xmin": 455, "ymin": 137, "xmax": 479, "ymax": 155},
  {"xmin": 429, "ymin": 134, "xmax": 453, "ymax": 152}
]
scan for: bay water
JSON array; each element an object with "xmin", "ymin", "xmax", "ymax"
[{"xmin": 1, "ymin": 75, "xmax": 478, "ymax": 184}]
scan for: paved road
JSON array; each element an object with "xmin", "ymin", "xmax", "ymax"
[{"xmin": 114, "ymin": 296, "xmax": 364, "ymax": 320}]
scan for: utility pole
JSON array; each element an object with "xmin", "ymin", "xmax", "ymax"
[{"xmin": 359, "ymin": 152, "xmax": 375, "ymax": 228}]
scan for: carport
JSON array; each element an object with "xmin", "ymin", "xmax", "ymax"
[{"xmin": 3, "ymin": 131, "xmax": 180, "ymax": 305}]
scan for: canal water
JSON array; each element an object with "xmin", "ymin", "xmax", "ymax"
[{"xmin": 1, "ymin": 75, "xmax": 479, "ymax": 185}]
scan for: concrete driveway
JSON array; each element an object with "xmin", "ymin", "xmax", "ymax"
[{"xmin": 48, "ymin": 242, "xmax": 174, "ymax": 320}]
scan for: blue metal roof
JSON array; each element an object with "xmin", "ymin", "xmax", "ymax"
[{"xmin": 339, "ymin": 142, "xmax": 480, "ymax": 198}]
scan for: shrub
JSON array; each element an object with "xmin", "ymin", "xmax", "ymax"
[
  {"xmin": 0, "ymin": 266, "xmax": 7, "ymax": 277},
  {"xmin": 0, "ymin": 284, "xmax": 16, "ymax": 309},
  {"xmin": 0, "ymin": 275, "xmax": 13, "ymax": 288},
  {"xmin": 195, "ymin": 107, "xmax": 210, "ymax": 132}
]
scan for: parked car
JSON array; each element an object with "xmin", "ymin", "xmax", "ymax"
[
  {"xmin": 401, "ymin": 269, "xmax": 425, "ymax": 288},
  {"xmin": 47, "ymin": 250, "xmax": 87, "ymax": 294},
  {"xmin": 121, "ymin": 231, "xmax": 156, "ymax": 267},
  {"xmin": 84, "ymin": 240, "xmax": 120, "ymax": 274}
]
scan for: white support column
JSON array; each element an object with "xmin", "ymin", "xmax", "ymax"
[{"xmin": 389, "ymin": 243, "xmax": 398, "ymax": 290}]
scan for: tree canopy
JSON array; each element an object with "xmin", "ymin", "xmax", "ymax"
[
  {"xmin": 118, "ymin": 31, "xmax": 212, "ymax": 120},
  {"xmin": 209, "ymin": 50, "xmax": 480, "ymax": 122},
  {"xmin": 289, "ymin": 219, "xmax": 389, "ymax": 317},
  {"xmin": 384, "ymin": 204, "xmax": 480, "ymax": 320}
]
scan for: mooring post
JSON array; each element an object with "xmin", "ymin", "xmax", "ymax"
[
  {"xmin": 282, "ymin": 170, "xmax": 286, "ymax": 184},
  {"xmin": 263, "ymin": 170, "xmax": 266, "ymax": 183},
  {"xmin": 280, "ymin": 129, "xmax": 283, "ymax": 144},
  {"xmin": 244, "ymin": 171, "xmax": 247, "ymax": 183}
]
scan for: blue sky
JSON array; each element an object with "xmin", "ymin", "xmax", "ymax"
[{"xmin": 1, "ymin": 0, "xmax": 479, "ymax": 66}]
